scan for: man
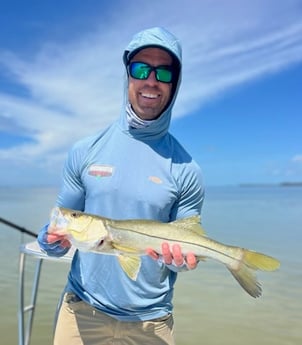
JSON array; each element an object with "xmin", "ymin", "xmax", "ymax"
[{"xmin": 38, "ymin": 26, "xmax": 204, "ymax": 345}]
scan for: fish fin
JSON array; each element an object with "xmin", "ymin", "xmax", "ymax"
[
  {"xmin": 227, "ymin": 250, "xmax": 280, "ymax": 298},
  {"xmin": 172, "ymin": 216, "xmax": 206, "ymax": 235},
  {"xmin": 243, "ymin": 250, "xmax": 280, "ymax": 271},
  {"xmin": 227, "ymin": 264, "xmax": 262, "ymax": 298},
  {"xmin": 112, "ymin": 243, "xmax": 138, "ymax": 254},
  {"xmin": 117, "ymin": 255, "xmax": 141, "ymax": 280}
]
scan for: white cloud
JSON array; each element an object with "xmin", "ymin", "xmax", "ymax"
[
  {"xmin": 0, "ymin": 0, "xmax": 302, "ymax": 185},
  {"xmin": 292, "ymin": 155, "xmax": 302, "ymax": 163},
  {"xmin": 267, "ymin": 154, "xmax": 302, "ymax": 181}
]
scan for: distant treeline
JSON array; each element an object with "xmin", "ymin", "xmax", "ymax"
[
  {"xmin": 280, "ymin": 182, "xmax": 302, "ymax": 187},
  {"xmin": 239, "ymin": 182, "xmax": 302, "ymax": 187}
]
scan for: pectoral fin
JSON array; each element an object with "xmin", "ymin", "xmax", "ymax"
[{"xmin": 117, "ymin": 255, "xmax": 141, "ymax": 280}]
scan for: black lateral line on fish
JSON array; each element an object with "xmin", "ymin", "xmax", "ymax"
[{"xmin": 108, "ymin": 225, "xmax": 241, "ymax": 263}]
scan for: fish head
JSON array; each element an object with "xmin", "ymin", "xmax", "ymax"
[
  {"xmin": 50, "ymin": 207, "xmax": 109, "ymax": 251},
  {"xmin": 56, "ymin": 207, "xmax": 93, "ymax": 232}
]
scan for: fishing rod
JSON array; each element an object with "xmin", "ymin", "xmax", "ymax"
[{"xmin": 0, "ymin": 217, "xmax": 37, "ymax": 238}]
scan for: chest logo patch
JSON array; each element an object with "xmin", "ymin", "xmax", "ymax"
[
  {"xmin": 148, "ymin": 176, "xmax": 163, "ymax": 184},
  {"xmin": 88, "ymin": 164, "xmax": 114, "ymax": 178}
]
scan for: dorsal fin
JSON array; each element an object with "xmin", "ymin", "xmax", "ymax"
[{"xmin": 171, "ymin": 216, "xmax": 206, "ymax": 236}]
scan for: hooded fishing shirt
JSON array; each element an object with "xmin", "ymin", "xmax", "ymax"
[{"xmin": 38, "ymin": 27, "xmax": 204, "ymax": 321}]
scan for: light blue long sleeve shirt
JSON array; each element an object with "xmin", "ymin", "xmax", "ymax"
[{"xmin": 38, "ymin": 27, "xmax": 204, "ymax": 321}]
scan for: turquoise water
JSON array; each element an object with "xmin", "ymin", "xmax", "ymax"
[{"xmin": 0, "ymin": 186, "xmax": 301, "ymax": 345}]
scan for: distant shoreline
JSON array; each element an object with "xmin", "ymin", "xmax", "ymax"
[{"xmin": 239, "ymin": 182, "xmax": 302, "ymax": 187}]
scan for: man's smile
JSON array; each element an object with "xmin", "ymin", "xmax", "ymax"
[{"xmin": 140, "ymin": 92, "xmax": 160, "ymax": 99}]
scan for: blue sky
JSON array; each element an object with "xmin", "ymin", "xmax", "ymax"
[{"xmin": 0, "ymin": 0, "xmax": 301, "ymax": 187}]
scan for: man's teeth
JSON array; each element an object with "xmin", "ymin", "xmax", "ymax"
[{"xmin": 141, "ymin": 93, "xmax": 158, "ymax": 99}]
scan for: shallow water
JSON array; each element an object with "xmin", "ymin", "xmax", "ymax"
[{"xmin": 0, "ymin": 186, "xmax": 301, "ymax": 344}]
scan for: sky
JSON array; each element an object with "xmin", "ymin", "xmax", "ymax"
[{"xmin": 0, "ymin": 0, "xmax": 301, "ymax": 187}]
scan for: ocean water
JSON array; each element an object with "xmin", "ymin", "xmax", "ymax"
[{"xmin": 0, "ymin": 186, "xmax": 301, "ymax": 345}]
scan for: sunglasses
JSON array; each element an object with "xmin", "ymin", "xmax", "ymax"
[{"xmin": 128, "ymin": 61, "xmax": 173, "ymax": 83}]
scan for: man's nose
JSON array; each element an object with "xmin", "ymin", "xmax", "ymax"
[{"xmin": 146, "ymin": 70, "xmax": 158, "ymax": 84}]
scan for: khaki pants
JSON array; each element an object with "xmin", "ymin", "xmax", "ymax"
[{"xmin": 53, "ymin": 293, "xmax": 175, "ymax": 345}]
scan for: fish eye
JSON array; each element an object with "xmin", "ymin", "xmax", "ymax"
[{"xmin": 71, "ymin": 212, "xmax": 79, "ymax": 218}]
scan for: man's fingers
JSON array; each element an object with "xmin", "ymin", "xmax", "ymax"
[
  {"xmin": 146, "ymin": 248, "xmax": 159, "ymax": 260},
  {"xmin": 146, "ymin": 243, "xmax": 198, "ymax": 270},
  {"xmin": 46, "ymin": 233, "xmax": 61, "ymax": 243},
  {"xmin": 185, "ymin": 252, "xmax": 197, "ymax": 269},
  {"xmin": 47, "ymin": 233, "xmax": 66, "ymax": 243},
  {"xmin": 161, "ymin": 242, "xmax": 173, "ymax": 265},
  {"xmin": 171, "ymin": 244, "xmax": 184, "ymax": 266}
]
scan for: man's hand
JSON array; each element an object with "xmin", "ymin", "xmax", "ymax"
[
  {"xmin": 46, "ymin": 225, "xmax": 71, "ymax": 248},
  {"xmin": 146, "ymin": 242, "xmax": 198, "ymax": 270}
]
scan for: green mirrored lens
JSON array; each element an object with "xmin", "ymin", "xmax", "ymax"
[
  {"xmin": 131, "ymin": 63, "xmax": 150, "ymax": 79},
  {"xmin": 156, "ymin": 68, "xmax": 172, "ymax": 83},
  {"xmin": 129, "ymin": 62, "xmax": 173, "ymax": 83}
]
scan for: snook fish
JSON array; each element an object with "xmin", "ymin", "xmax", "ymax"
[{"xmin": 49, "ymin": 207, "xmax": 280, "ymax": 298}]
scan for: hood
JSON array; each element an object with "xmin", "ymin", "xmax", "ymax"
[{"xmin": 119, "ymin": 27, "xmax": 182, "ymax": 140}]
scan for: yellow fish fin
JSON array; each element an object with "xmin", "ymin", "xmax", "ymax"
[
  {"xmin": 228, "ymin": 250, "xmax": 280, "ymax": 298},
  {"xmin": 227, "ymin": 264, "xmax": 262, "ymax": 298},
  {"xmin": 112, "ymin": 243, "xmax": 138, "ymax": 254},
  {"xmin": 243, "ymin": 250, "xmax": 280, "ymax": 271},
  {"xmin": 171, "ymin": 216, "xmax": 206, "ymax": 235},
  {"xmin": 117, "ymin": 255, "xmax": 141, "ymax": 281}
]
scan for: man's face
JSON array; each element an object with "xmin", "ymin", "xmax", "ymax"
[{"xmin": 128, "ymin": 47, "xmax": 173, "ymax": 120}]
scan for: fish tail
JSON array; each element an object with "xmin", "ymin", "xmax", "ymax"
[
  {"xmin": 243, "ymin": 250, "xmax": 280, "ymax": 271},
  {"xmin": 227, "ymin": 250, "xmax": 280, "ymax": 298}
]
